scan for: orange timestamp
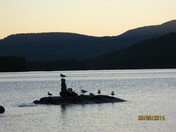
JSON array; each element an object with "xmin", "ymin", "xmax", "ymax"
[{"xmin": 138, "ymin": 115, "xmax": 165, "ymax": 121}]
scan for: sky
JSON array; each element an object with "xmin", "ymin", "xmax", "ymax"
[{"xmin": 0, "ymin": 0, "xmax": 176, "ymax": 39}]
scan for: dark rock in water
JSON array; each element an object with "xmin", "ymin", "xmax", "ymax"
[
  {"xmin": 0, "ymin": 106, "xmax": 5, "ymax": 113},
  {"xmin": 33, "ymin": 95, "xmax": 126, "ymax": 105},
  {"xmin": 34, "ymin": 78, "xmax": 126, "ymax": 105}
]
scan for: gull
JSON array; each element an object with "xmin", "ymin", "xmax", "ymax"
[
  {"xmin": 81, "ymin": 89, "xmax": 88, "ymax": 94},
  {"xmin": 111, "ymin": 91, "xmax": 115, "ymax": 96},
  {"xmin": 60, "ymin": 74, "xmax": 67, "ymax": 78},
  {"xmin": 97, "ymin": 89, "xmax": 101, "ymax": 94},
  {"xmin": 89, "ymin": 93, "xmax": 94, "ymax": 96},
  {"xmin": 48, "ymin": 92, "xmax": 53, "ymax": 97}
]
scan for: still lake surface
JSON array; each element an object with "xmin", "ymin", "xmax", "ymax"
[{"xmin": 0, "ymin": 69, "xmax": 176, "ymax": 132}]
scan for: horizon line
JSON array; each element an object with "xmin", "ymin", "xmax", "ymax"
[{"xmin": 1, "ymin": 19, "xmax": 175, "ymax": 40}]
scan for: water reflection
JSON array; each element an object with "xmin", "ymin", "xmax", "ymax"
[
  {"xmin": 1, "ymin": 69, "xmax": 176, "ymax": 132},
  {"xmin": 60, "ymin": 105, "xmax": 67, "ymax": 115},
  {"xmin": 0, "ymin": 114, "xmax": 5, "ymax": 118}
]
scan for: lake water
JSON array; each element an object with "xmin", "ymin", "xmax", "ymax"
[{"xmin": 0, "ymin": 69, "xmax": 176, "ymax": 132}]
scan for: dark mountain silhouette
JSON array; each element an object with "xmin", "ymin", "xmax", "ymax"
[
  {"xmin": 117, "ymin": 20, "xmax": 176, "ymax": 41},
  {"xmin": 0, "ymin": 20, "xmax": 176, "ymax": 61},
  {"xmin": 1, "ymin": 32, "xmax": 176, "ymax": 71},
  {"xmin": 0, "ymin": 33, "xmax": 119, "ymax": 60},
  {"xmin": 88, "ymin": 32, "xmax": 176, "ymax": 69}
]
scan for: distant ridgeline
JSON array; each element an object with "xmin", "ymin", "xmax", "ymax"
[
  {"xmin": 0, "ymin": 32, "xmax": 176, "ymax": 71},
  {"xmin": 0, "ymin": 20, "xmax": 176, "ymax": 61}
]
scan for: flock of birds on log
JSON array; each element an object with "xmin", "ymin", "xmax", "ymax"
[{"xmin": 48, "ymin": 74, "xmax": 115, "ymax": 97}]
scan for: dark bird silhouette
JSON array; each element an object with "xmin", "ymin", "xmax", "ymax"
[
  {"xmin": 60, "ymin": 74, "xmax": 67, "ymax": 78},
  {"xmin": 97, "ymin": 89, "xmax": 101, "ymax": 94},
  {"xmin": 111, "ymin": 91, "xmax": 115, "ymax": 96},
  {"xmin": 0, "ymin": 106, "xmax": 5, "ymax": 114},
  {"xmin": 81, "ymin": 89, "xmax": 87, "ymax": 94},
  {"xmin": 89, "ymin": 93, "xmax": 94, "ymax": 96},
  {"xmin": 48, "ymin": 92, "xmax": 53, "ymax": 97}
]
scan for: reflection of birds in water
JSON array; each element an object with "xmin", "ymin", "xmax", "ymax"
[
  {"xmin": 81, "ymin": 89, "xmax": 87, "ymax": 94},
  {"xmin": 60, "ymin": 74, "xmax": 67, "ymax": 78},
  {"xmin": 48, "ymin": 92, "xmax": 53, "ymax": 97},
  {"xmin": 97, "ymin": 89, "xmax": 101, "ymax": 94},
  {"xmin": 111, "ymin": 91, "xmax": 115, "ymax": 96}
]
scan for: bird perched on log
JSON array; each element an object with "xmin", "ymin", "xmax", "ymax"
[
  {"xmin": 48, "ymin": 92, "xmax": 53, "ymax": 97},
  {"xmin": 111, "ymin": 91, "xmax": 115, "ymax": 96},
  {"xmin": 89, "ymin": 93, "xmax": 94, "ymax": 96},
  {"xmin": 81, "ymin": 89, "xmax": 87, "ymax": 94},
  {"xmin": 60, "ymin": 74, "xmax": 67, "ymax": 78},
  {"xmin": 97, "ymin": 89, "xmax": 101, "ymax": 94}
]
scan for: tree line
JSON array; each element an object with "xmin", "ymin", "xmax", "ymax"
[{"xmin": 0, "ymin": 56, "xmax": 86, "ymax": 72}]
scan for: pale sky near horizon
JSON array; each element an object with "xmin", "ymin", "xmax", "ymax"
[{"xmin": 0, "ymin": 0, "xmax": 176, "ymax": 39}]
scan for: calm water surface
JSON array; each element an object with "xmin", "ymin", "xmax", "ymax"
[{"xmin": 0, "ymin": 69, "xmax": 176, "ymax": 132}]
